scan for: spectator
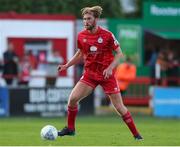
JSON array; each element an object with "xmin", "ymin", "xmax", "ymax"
[
  {"xmin": 18, "ymin": 54, "xmax": 32, "ymax": 85},
  {"xmin": 115, "ymin": 57, "xmax": 136, "ymax": 95},
  {"xmin": 156, "ymin": 50, "xmax": 167, "ymax": 71},
  {"xmin": 166, "ymin": 49, "xmax": 179, "ymax": 86},
  {"xmin": 3, "ymin": 42, "xmax": 18, "ymax": 85},
  {"xmin": 37, "ymin": 51, "xmax": 47, "ymax": 71},
  {"xmin": 155, "ymin": 49, "xmax": 169, "ymax": 85},
  {"xmin": 27, "ymin": 50, "xmax": 37, "ymax": 69},
  {"xmin": 147, "ymin": 46, "xmax": 159, "ymax": 83},
  {"xmin": 0, "ymin": 60, "xmax": 3, "ymax": 73},
  {"xmin": 47, "ymin": 49, "xmax": 64, "ymax": 64}
]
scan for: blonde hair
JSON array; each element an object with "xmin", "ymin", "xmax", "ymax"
[{"xmin": 81, "ymin": 6, "xmax": 103, "ymax": 18}]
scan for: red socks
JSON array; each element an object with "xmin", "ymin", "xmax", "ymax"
[
  {"xmin": 67, "ymin": 105, "xmax": 78, "ymax": 130},
  {"xmin": 67, "ymin": 106, "xmax": 139, "ymax": 137},
  {"xmin": 122, "ymin": 111, "xmax": 139, "ymax": 137}
]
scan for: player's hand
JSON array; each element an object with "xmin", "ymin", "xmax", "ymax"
[
  {"xmin": 103, "ymin": 67, "xmax": 113, "ymax": 79},
  {"xmin": 57, "ymin": 64, "xmax": 68, "ymax": 72}
]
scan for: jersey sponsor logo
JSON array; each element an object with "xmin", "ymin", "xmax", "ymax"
[
  {"xmin": 90, "ymin": 46, "xmax": 97, "ymax": 52},
  {"xmin": 83, "ymin": 38, "xmax": 87, "ymax": 43},
  {"xmin": 97, "ymin": 37, "xmax": 103, "ymax": 43}
]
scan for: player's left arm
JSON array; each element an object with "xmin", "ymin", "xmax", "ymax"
[{"xmin": 103, "ymin": 47, "xmax": 124, "ymax": 79}]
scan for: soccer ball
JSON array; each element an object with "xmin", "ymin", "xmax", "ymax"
[{"xmin": 40, "ymin": 125, "xmax": 58, "ymax": 140}]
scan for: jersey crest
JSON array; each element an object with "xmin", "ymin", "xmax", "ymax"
[{"xmin": 97, "ymin": 37, "xmax": 103, "ymax": 43}]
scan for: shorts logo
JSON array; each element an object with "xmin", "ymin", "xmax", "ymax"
[
  {"xmin": 80, "ymin": 75, "xmax": 84, "ymax": 80},
  {"xmin": 90, "ymin": 46, "xmax": 97, "ymax": 52},
  {"xmin": 98, "ymin": 37, "xmax": 103, "ymax": 43}
]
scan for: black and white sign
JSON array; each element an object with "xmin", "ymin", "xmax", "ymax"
[{"xmin": 9, "ymin": 87, "xmax": 72, "ymax": 117}]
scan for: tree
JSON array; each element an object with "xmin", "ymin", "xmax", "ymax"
[{"xmin": 0, "ymin": 0, "xmax": 142, "ymax": 18}]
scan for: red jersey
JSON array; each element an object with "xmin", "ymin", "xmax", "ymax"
[{"xmin": 78, "ymin": 26, "xmax": 119, "ymax": 77}]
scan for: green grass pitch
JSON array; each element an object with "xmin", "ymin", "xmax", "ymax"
[{"xmin": 0, "ymin": 115, "xmax": 179, "ymax": 146}]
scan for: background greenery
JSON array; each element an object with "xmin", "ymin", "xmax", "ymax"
[
  {"xmin": 0, "ymin": 0, "xmax": 179, "ymax": 18},
  {"xmin": 0, "ymin": 0, "xmax": 141, "ymax": 18}
]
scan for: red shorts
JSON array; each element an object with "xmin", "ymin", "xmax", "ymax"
[{"xmin": 80, "ymin": 73, "xmax": 120, "ymax": 94}]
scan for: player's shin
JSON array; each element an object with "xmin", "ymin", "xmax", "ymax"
[
  {"xmin": 67, "ymin": 105, "xmax": 78, "ymax": 131},
  {"xmin": 122, "ymin": 111, "xmax": 140, "ymax": 137}
]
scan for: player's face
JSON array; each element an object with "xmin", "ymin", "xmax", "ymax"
[{"xmin": 83, "ymin": 13, "xmax": 97, "ymax": 30}]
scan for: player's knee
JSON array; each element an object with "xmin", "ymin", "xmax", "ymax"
[
  {"xmin": 115, "ymin": 105, "xmax": 121, "ymax": 112},
  {"xmin": 68, "ymin": 95, "xmax": 79, "ymax": 106},
  {"xmin": 114, "ymin": 105, "xmax": 127, "ymax": 115}
]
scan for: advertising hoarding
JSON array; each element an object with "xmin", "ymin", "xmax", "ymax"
[{"xmin": 153, "ymin": 87, "xmax": 180, "ymax": 118}]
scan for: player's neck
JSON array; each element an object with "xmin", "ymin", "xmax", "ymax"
[{"xmin": 88, "ymin": 26, "xmax": 98, "ymax": 34}]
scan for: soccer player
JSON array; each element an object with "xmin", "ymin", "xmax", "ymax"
[{"xmin": 57, "ymin": 6, "xmax": 143, "ymax": 140}]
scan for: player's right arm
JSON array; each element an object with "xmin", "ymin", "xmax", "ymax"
[{"xmin": 58, "ymin": 49, "xmax": 83, "ymax": 72}]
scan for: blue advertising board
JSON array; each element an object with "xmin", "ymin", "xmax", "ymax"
[
  {"xmin": 153, "ymin": 87, "xmax": 180, "ymax": 118},
  {"xmin": 0, "ymin": 87, "xmax": 9, "ymax": 117}
]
